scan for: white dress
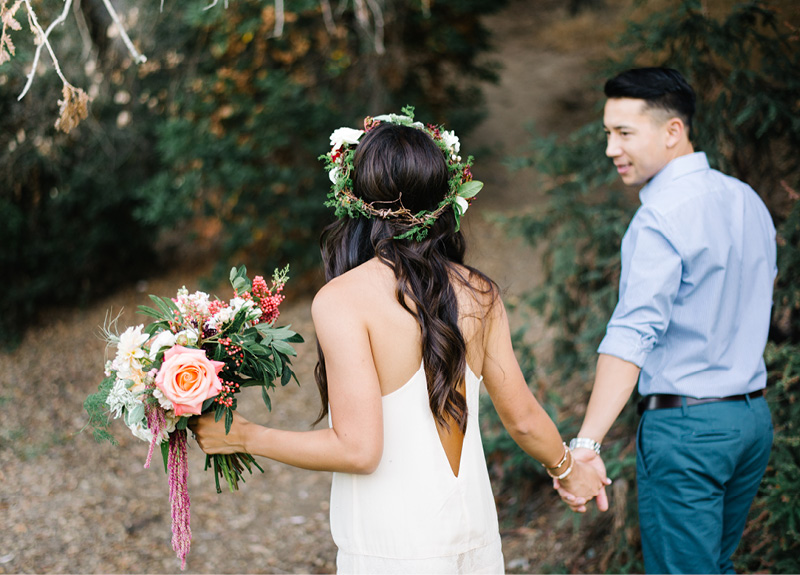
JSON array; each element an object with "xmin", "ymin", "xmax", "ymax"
[{"xmin": 329, "ymin": 362, "xmax": 505, "ymax": 574}]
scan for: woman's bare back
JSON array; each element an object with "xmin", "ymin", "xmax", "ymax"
[{"xmin": 322, "ymin": 257, "xmax": 493, "ymax": 475}]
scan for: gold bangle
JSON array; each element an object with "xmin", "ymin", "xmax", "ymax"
[
  {"xmin": 543, "ymin": 442, "xmax": 570, "ymax": 471},
  {"xmin": 547, "ymin": 456, "xmax": 574, "ymax": 480}
]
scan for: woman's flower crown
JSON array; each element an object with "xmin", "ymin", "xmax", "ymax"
[{"xmin": 320, "ymin": 106, "xmax": 483, "ymax": 241}]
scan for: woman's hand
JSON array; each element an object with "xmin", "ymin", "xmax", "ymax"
[
  {"xmin": 554, "ymin": 449, "xmax": 611, "ymax": 513},
  {"xmin": 188, "ymin": 411, "xmax": 252, "ymax": 455}
]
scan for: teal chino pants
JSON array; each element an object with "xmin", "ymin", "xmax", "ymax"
[{"xmin": 636, "ymin": 395, "xmax": 772, "ymax": 574}]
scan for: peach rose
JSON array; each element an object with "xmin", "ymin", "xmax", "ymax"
[{"xmin": 155, "ymin": 346, "xmax": 224, "ymax": 417}]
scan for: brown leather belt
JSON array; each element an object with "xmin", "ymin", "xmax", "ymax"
[{"xmin": 638, "ymin": 389, "xmax": 763, "ymax": 415}]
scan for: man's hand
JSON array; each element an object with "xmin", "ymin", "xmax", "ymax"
[{"xmin": 554, "ymin": 448, "xmax": 611, "ymax": 513}]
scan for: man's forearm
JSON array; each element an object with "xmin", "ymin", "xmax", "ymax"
[{"xmin": 577, "ymin": 353, "xmax": 641, "ymax": 444}]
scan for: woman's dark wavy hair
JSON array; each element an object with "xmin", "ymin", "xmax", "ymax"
[{"xmin": 314, "ymin": 122, "xmax": 497, "ymax": 432}]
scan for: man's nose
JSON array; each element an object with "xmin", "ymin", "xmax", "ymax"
[{"xmin": 605, "ymin": 136, "xmax": 620, "ymax": 158}]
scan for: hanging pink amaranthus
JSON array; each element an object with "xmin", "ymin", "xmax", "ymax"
[
  {"xmin": 168, "ymin": 429, "xmax": 191, "ymax": 570},
  {"xmin": 143, "ymin": 398, "xmax": 166, "ymax": 470}
]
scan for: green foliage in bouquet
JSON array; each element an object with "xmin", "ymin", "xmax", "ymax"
[{"xmin": 482, "ymin": 1, "xmax": 800, "ymax": 572}]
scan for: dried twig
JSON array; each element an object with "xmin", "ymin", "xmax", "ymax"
[
  {"xmin": 364, "ymin": 0, "xmax": 384, "ymax": 54},
  {"xmin": 18, "ymin": 0, "xmax": 74, "ymax": 100},
  {"xmin": 98, "ymin": 0, "xmax": 146, "ymax": 64},
  {"xmin": 271, "ymin": 0, "xmax": 284, "ymax": 38},
  {"xmin": 320, "ymin": 0, "xmax": 337, "ymax": 34}
]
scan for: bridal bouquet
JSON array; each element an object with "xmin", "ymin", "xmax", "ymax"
[{"xmin": 84, "ymin": 265, "xmax": 303, "ymax": 569}]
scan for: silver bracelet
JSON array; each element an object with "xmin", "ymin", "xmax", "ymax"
[{"xmin": 569, "ymin": 437, "xmax": 601, "ymax": 455}]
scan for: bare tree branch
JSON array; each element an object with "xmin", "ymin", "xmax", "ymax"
[
  {"xmin": 18, "ymin": 0, "xmax": 75, "ymax": 100},
  {"xmin": 99, "ymin": 0, "xmax": 146, "ymax": 64},
  {"xmin": 271, "ymin": 0, "xmax": 284, "ymax": 38},
  {"xmin": 320, "ymin": 0, "xmax": 337, "ymax": 34}
]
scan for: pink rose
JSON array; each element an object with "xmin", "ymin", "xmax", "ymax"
[{"xmin": 155, "ymin": 346, "xmax": 224, "ymax": 417}]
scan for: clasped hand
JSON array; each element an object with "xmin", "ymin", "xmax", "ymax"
[
  {"xmin": 554, "ymin": 448, "xmax": 611, "ymax": 513},
  {"xmin": 188, "ymin": 411, "xmax": 250, "ymax": 455}
]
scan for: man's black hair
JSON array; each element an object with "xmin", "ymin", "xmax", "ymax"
[{"xmin": 604, "ymin": 67, "xmax": 696, "ymax": 137}]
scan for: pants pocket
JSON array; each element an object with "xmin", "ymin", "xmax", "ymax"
[
  {"xmin": 680, "ymin": 428, "xmax": 741, "ymax": 443},
  {"xmin": 636, "ymin": 414, "xmax": 651, "ymax": 478}
]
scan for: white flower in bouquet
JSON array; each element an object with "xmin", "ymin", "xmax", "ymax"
[
  {"xmin": 149, "ymin": 330, "xmax": 177, "ymax": 360},
  {"xmin": 130, "ymin": 416, "xmax": 177, "ymax": 444},
  {"xmin": 207, "ymin": 305, "xmax": 235, "ymax": 331},
  {"xmin": 229, "ymin": 296, "xmax": 262, "ymax": 324},
  {"xmin": 153, "ymin": 387, "xmax": 175, "ymax": 411},
  {"xmin": 174, "ymin": 328, "xmax": 199, "ymax": 347},
  {"xmin": 174, "ymin": 288, "xmax": 211, "ymax": 317},
  {"xmin": 330, "ymin": 127, "xmax": 364, "ymax": 150},
  {"xmin": 113, "ymin": 325, "xmax": 148, "ymax": 369}
]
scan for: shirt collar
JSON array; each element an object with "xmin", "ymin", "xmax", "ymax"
[{"xmin": 639, "ymin": 152, "xmax": 710, "ymax": 205}]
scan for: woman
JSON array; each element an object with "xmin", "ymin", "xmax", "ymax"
[{"xmin": 190, "ymin": 111, "xmax": 607, "ymax": 573}]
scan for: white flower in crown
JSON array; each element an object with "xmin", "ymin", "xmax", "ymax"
[
  {"xmin": 454, "ymin": 196, "xmax": 469, "ymax": 216},
  {"xmin": 441, "ymin": 130, "xmax": 460, "ymax": 154},
  {"xmin": 330, "ymin": 127, "xmax": 364, "ymax": 150},
  {"xmin": 372, "ymin": 114, "xmax": 425, "ymax": 129},
  {"xmin": 329, "ymin": 166, "xmax": 341, "ymax": 185}
]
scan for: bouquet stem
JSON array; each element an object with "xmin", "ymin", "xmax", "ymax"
[{"xmin": 206, "ymin": 453, "xmax": 264, "ymax": 493}]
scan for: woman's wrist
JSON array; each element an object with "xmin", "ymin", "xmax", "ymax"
[
  {"xmin": 542, "ymin": 442, "xmax": 573, "ymax": 480},
  {"xmin": 236, "ymin": 419, "xmax": 255, "ymax": 454}
]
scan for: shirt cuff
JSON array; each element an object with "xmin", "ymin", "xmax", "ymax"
[{"xmin": 597, "ymin": 326, "xmax": 652, "ymax": 368}]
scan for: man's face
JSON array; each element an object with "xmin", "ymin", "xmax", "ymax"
[{"xmin": 603, "ymin": 98, "xmax": 672, "ymax": 187}]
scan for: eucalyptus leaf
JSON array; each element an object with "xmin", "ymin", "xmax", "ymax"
[
  {"xmin": 246, "ymin": 343, "xmax": 269, "ymax": 354},
  {"xmin": 272, "ymin": 340, "xmax": 297, "ymax": 356},
  {"xmin": 458, "ymin": 180, "xmax": 483, "ymax": 198},
  {"xmin": 125, "ymin": 404, "xmax": 145, "ymax": 427}
]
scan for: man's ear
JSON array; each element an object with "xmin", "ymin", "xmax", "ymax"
[{"xmin": 665, "ymin": 117, "xmax": 686, "ymax": 149}]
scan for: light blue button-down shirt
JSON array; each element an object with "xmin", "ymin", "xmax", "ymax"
[{"xmin": 598, "ymin": 152, "xmax": 777, "ymax": 397}]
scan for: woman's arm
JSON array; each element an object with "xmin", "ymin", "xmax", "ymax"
[
  {"xmin": 481, "ymin": 297, "xmax": 608, "ymax": 506},
  {"xmin": 190, "ymin": 281, "xmax": 384, "ymax": 474}
]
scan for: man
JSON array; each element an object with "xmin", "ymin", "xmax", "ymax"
[{"xmin": 561, "ymin": 67, "xmax": 777, "ymax": 573}]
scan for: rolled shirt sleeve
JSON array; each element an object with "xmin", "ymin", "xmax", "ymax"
[{"xmin": 598, "ymin": 206, "xmax": 682, "ymax": 368}]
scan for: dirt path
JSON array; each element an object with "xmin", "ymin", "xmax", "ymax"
[{"xmin": 0, "ymin": 2, "xmax": 619, "ymax": 573}]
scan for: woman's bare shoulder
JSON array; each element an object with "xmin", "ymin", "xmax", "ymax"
[{"xmin": 312, "ymin": 259, "xmax": 393, "ymax": 319}]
